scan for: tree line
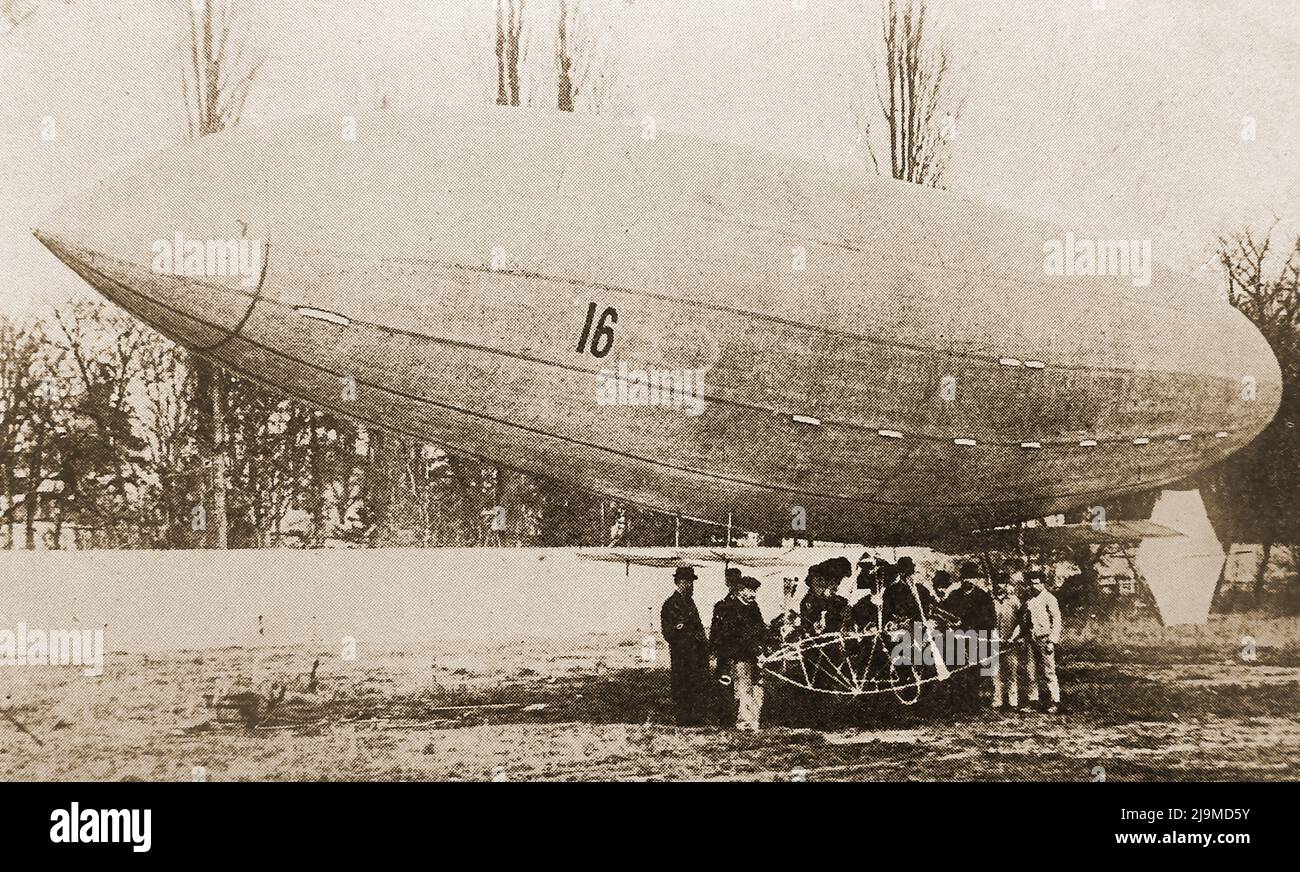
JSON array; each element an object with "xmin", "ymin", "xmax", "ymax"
[
  {"xmin": 0, "ymin": 298, "xmax": 721, "ymax": 548},
  {"xmin": 1199, "ymin": 226, "xmax": 1300, "ymax": 605}
]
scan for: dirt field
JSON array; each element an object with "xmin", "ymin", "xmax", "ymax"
[{"xmin": 2, "ymin": 613, "xmax": 1299, "ymax": 781}]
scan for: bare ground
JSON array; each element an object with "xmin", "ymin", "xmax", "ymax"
[{"xmin": 2, "ymin": 615, "xmax": 1299, "ymax": 781}]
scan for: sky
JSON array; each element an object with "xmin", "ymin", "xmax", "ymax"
[{"xmin": 2, "ymin": 0, "xmax": 1298, "ymax": 316}]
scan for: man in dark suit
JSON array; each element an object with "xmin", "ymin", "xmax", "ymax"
[
  {"xmin": 660, "ymin": 565, "xmax": 709, "ymax": 726},
  {"xmin": 882, "ymin": 556, "xmax": 936, "ymax": 627},
  {"xmin": 852, "ymin": 559, "xmax": 891, "ymax": 630},
  {"xmin": 799, "ymin": 562, "xmax": 851, "ymax": 636},
  {"xmin": 711, "ymin": 575, "xmax": 769, "ymax": 730},
  {"xmin": 943, "ymin": 562, "xmax": 997, "ymax": 712}
]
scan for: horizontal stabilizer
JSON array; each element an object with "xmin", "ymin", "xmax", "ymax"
[
  {"xmin": 952, "ymin": 519, "xmax": 1184, "ymax": 550},
  {"xmin": 576, "ymin": 549, "xmax": 687, "ymax": 568},
  {"xmin": 576, "ymin": 547, "xmax": 813, "ymax": 570}
]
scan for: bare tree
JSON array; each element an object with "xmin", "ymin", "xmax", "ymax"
[
  {"xmin": 49, "ymin": 301, "xmax": 149, "ymax": 546},
  {"xmin": 496, "ymin": 0, "xmax": 527, "ymax": 106},
  {"xmin": 554, "ymin": 0, "xmax": 621, "ymax": 115},
  {"xmin": 138, "ymin": 334, "xmax": 197, "ymax": 547},
  {"xmin": 11, "ymin": 334, "xmax": 63, "ymax": 551},
  {"xmin": 1201, "ymin": 224, "xmax": 1300, "ymax": 609},
  {"xmin": 180, "ymin": 0, "xmax": 263, "ymax": 138},
  {"xmin": 1, "ymin": 0, "xmax": 35, "ymax": 36},
  {"xmin": 0, "ymin": 314, "xmax": 53, "ymax": 548},
  {"xmin": 856, "ymin": 0, "xmax": 962, "ymax": 188},
  {"xmin": 556, "ymin": 0, "xmax": 572, "ymax": 112},
  {"xmin": 21, "ymin": 398, "xmax": 48, "ymax": 550},
  {"xmin": 1218, "ymin": 224, "xmax": 1300, "ymax": 336},
  {"xmin": 177, "ymin": 0, "xmax": 262, "ymax": 547}
]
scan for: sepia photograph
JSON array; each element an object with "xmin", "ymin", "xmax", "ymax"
[{"xmin": 1, "ymin": 0, "xmax": 1298, "ymax": 814}]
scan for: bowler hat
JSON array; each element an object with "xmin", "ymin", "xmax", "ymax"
[{"xmin": 674, "ymin": 565, "xmax": 698, "ymax": 581}]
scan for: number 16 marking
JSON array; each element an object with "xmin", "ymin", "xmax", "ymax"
[{"xmin": 576, "ymin": 302, "xmax": 618, "ymax": 358}]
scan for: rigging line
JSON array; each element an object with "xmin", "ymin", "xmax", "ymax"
[{"xmin": 192, "ymin": 235, "xmax": 272, "ymax": 354}]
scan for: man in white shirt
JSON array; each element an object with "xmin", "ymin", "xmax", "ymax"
[
  {"xmin": 1021, "ymin": 570, "xmax": 1062, "ymax": 713},
  {"xmin": 990, "ymin": 575, "xmax": 1023, "ymax": 710}
]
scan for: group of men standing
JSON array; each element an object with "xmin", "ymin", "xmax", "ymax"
[
  {"xmin": 931, "ymin": 562, "xmax": 1062, "ymax": 713},
  {"xmin": 660, "ymin": 554, "xmax": 1064, "ymax": 730},
  {"xmin": 846, "ymin": 554, "xmax": 1064, "ymax": 714},
  {"xmin": 660, "ymin": 564, "xmax": 768, "ymax": 730}
]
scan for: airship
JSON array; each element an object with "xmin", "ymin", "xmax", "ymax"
[{"xmin": 34, "ymin": 105, "xmax": 1281, "ymax": 549}]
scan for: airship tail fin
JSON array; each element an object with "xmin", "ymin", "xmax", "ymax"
[{"xmin": 1133, "ymin": 489, "xmax": 1224, "ymax": 625}]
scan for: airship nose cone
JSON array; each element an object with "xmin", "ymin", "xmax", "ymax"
[
  {"xmin": 33, "ymin": 193, "xmax": 96, "ymax": 272},
  {"xmin": 32, "ymin": 225, "xmax": 72, "ymax": 265},
  {"xmin": 31, "ymin": 212, "xmax": 130, "ymax": 309},
  {"xmin": 33, "ymin": 142, "xmax": 269, "ymax": 350}
]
